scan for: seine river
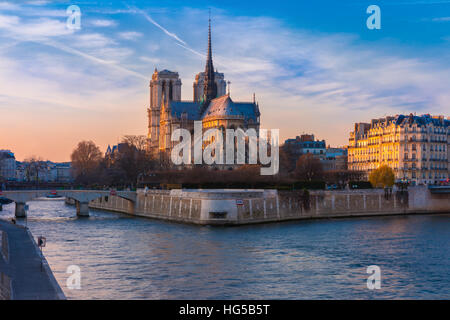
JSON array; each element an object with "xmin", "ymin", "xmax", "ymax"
[{"xmin": 1, "ymin": 200, "xmax": 449, "ymax": 299}]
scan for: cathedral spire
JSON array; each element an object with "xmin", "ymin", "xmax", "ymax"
[{"xmin": 202, "ymin": 14, "xmax": 217, "ymax": 111}]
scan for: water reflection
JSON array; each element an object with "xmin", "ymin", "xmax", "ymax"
[{"xmin": 0, "ymin": 201, "xmax": 449, "ymax": 299}]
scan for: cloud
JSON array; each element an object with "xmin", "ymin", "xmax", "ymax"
[
  {"xmin": 0, "ymin": 39, "xmax": 147, "ymax": 161},
  {"xmin": 91, "ymin": 19, "xmax": 117, "ymax": 27},
  {"xmin": 0, "ymin": 11, "xmax": 139, "ymax": 74},
  {"xmin": 0, "ymin": 14, "xmax": 72, "ymax": 39},
  {"xmin": 0, "ymin": 2, "xmax": 66, "ymax": 17},
  {"xmin": 42, "ymin": 40, "xmax": 145, "ymax": 79},
  {"xmin": 118, "ymin": 31, "xmax": 143, "ymax": 40},
  {"xmin": 140, "ymin": 56, "xmax": 161, "ymax": 64},
  {"xmin": 73, "ymin": 33, "xmax": 116, "ymax": 49},
  {"xmin": 0, "ymin": 2, "xmax": 20, "ymax": 10},
  {"xmin": 432, "ymin": 17, "xmax": 450, "ymax": 22},
  {"xmin": 148, "ymin": 9, "xmax": 449, "ymax": 145},
  {"xmin": 26, "ymin": 0, "xmax": 50, "ymax": 5},
  {"xmin": 127, "ymin": 6, "xmax": 187, "ymax": 45},
  {"xmin": 1, "ymin": 5, "xmax": 449, "ymax": 160},
  {"xmin": 206, "ymin": 14, "xmax": 450, "ymax": 115},
  {"xmin": 0, "ymin": 14, "xmax": 19, "ymax": 27}
]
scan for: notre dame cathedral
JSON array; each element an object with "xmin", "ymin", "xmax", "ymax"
[{"xmin": 147, "ymin": 19, "xmax": 261, "ymax": 166}]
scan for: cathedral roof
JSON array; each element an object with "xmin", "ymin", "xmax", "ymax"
[
  {"xmin": 169, "ymin": 101, "xmax": 202, "ymax": 120},
  {"xmin": 166, "ymin": 95, "xmax": 260, "ymax": 123},
  {"xmin": 201, "ymin": 95, "xmax": 260, "ymax": 122},
  {"xmin": 158, "ymin": 69, "xmax": 177, "ymax": 74}
]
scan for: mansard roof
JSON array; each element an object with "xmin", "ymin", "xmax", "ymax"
[
  {"xmin": 394, "ymin": 114, "xmax": 449, "ymax": 127},
  {"xmin": 201, "ymin": 95, "xmax": 260, "ymax": 121}
]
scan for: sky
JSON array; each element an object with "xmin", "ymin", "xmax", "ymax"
[{"xmin": 0, "ymin": 0, "xmax": 449, "ymax": 162}]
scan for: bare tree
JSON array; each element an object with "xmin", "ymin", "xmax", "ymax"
[
  {"xmin": 115, "ymin": 135, "xmax": 155, "ymax": 187},
  {"xmin": 71, "ymin": 141, "xmax": 102, "ymax": 181},
  {"xmin": 122, "ymin": 135, "xmax": 147, "ymax": 152},
  {"xmin": 279, "ymin": 144, "xmax": 297, "ymax": 175},
  {"xmin": 24, "ymin": 156, "xmax": 47, "ymax": 183},
  {"xmin": 295, "ymin": 153, "xmax": 324, "ymax": 181}
]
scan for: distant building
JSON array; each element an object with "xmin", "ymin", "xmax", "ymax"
[
  {"xmin": 15, "ymin": 162, "xmax": 26, "ymax": 181},
  {"xmin": 348, "ymin": 114, "xmax": 450, "ymax": 185},
  {"xmin": 284, "ymin": 134, "xmax": 326, "ymax": 159},
  {"xmin": 105, "ymin": 143, "xmax": 133, "ymax": 167},
  {"xmin": 105, "ymin": 143, "xmax": 128, "ymax": 159},
  {"xmin": 55, "ymin": 162, "xmax": 73, "ymax": 182},
  {"xmin": 14, "ymin": 161, "xmax": 73, "ymax": 183},
  {"xmin": 0, "ymin": 150, "xmax": 16, "ymax": 180},
  {"xmin": 321, "ymin": 147, "xmax": 348, "ymax": 171}
]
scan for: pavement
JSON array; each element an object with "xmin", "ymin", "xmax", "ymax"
[{"xmin": 0, "ymin": 219, "xmax": 65, "ymax": 300}]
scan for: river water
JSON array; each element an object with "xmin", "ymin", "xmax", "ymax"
[{"xmin": 0, "ymin": 200, "xmax": 449, "ymax": 299}]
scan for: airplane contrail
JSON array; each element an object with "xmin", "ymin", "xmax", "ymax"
[
  {"xmin": 42, "ymin": 39, "xmax": 148, "ymax": 80},
  {"xmin": 175, "ymin": 42, "xmax": 204, "ymax": 58},
  {"xmin": 127, "ymin": 5, "xmax": 220, "ymax": 65},
  {"xmin": 125, "ymin": 4, "xmax": 187, "ymax": 46}
]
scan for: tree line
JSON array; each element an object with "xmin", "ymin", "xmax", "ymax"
[
  {"xmin": 69, "ymin": 137, "xmax": 372, "ymax": 189},
  {"xmin": 70, "ymin": 135, "xmax": 155, "ymax": 188}
]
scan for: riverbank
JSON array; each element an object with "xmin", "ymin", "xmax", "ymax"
[
  {"xmin": 0, "ymin": 200, "xmax": 448, "ymax": 299},
  {"xmin": 88, "ymin": 186, "xmax": 450, "ymax": 225},
  {"xmin": 0, "ymin": 219, "xmax": 65, "ymax": 300}
]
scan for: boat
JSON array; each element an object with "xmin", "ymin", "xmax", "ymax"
[
  {"xmin": 46, "ymin": 190, "xmax": 63, "ymax": 199},
  {"xmin": 0, "ymin": 197, "xmax": 13, "ymax": 205}
]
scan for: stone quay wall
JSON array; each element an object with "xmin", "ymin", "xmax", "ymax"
[
  {"xmin": 88, "ymin": 186, "xmax": 450, "ymax": 225},
  {"xmin": 0, "ymin": 230, "xmax": 11, "ymax": 300},
  {"xmin": 0, "ymin": 272, "xmax": 11, "ymax": 300},
  {"xmin": 1, "ymin": 231, "xmax": 8, "ymax": 262}
]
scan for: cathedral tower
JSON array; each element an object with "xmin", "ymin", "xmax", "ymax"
[{"xmin": 147, "ymin": 69, "xmax": 181, "ymax": 155}]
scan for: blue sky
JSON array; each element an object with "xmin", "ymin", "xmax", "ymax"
[{"xmin": 0, "ymin": 0, "xmax": 449, "ymax": 161}]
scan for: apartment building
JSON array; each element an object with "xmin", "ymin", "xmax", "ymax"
[{"xmin": 348, "ymin": 114, "xmax": 449, "ymax": 185}]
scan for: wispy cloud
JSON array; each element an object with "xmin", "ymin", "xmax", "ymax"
[
  {"xmin": 1, "ymin": 3, "xmax": 449, "ymax": 160},
  {"xmin": 127, "ymin": 5, "xmax": 187, "ymax": 46},
  {"xmin": 91, "ymin": 19, "xmax": 117, "ymax": 27},
  {"xmin": 0, "ymin": 2, "xmax": 20, "ymax": 10},
  {"xmin": 432, "ymin": 17, "xmax": 450, "ymax": 21},
  {"xmin": 118, "ymin": 31, "xmax": 143, "ymax": 40},
  {"xmin": 0, "ymin": 14, "xmax": 72, "ymax": 39},
  {"xmin": 40, "ymin": 40, "xmax": 147, "ymax": 80},
  {"xmin": 26, "ymin": 0, "xmax": 50, "ymax": 5},
  {"xmin": 0, "ymin": 10, "xmax": 143, "ymax": 78}
]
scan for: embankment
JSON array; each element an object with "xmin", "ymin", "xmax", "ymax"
[
  {"xmin": 88, "ymin": 186, "xmax": 450, "ymax": 225},
  {"xmin": 0, "ymin": 220, "xmax": 65, "ymax": 300}
]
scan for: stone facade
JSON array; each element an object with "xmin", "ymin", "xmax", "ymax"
[
  {"xmin": 0, "ymin": 272, "xmax": 11, "ymax": 300},
  {"xmin": 0, "ymin": 150, "xmax": 16, "ymax": 181},
  {"xmin": 146, "ymin": 21, "xmax": 260, "ymax": 166},
  {"xmin": 193, "ymin": 71, "xmax": 226, "ymax": 103},
  {"xmin": 0, "ymin": 231, "xmax": 10, "ymax": 300},
  {"xmin": 89, "ymin": 186, "xmax": 450, "ymax": 226},
  {"xmin": 348, "ymin": 114, "xmax": 450, "ymax": 185}
]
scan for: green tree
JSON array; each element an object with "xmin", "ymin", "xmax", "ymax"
[{"xmin": 369, "ymin": 165, "xmax": 395, "ymax": 188}]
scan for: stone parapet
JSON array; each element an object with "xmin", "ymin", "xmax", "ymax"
[{"xmin": 89, "ymin": 186, "xmax": 449, "ymax": 225}]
